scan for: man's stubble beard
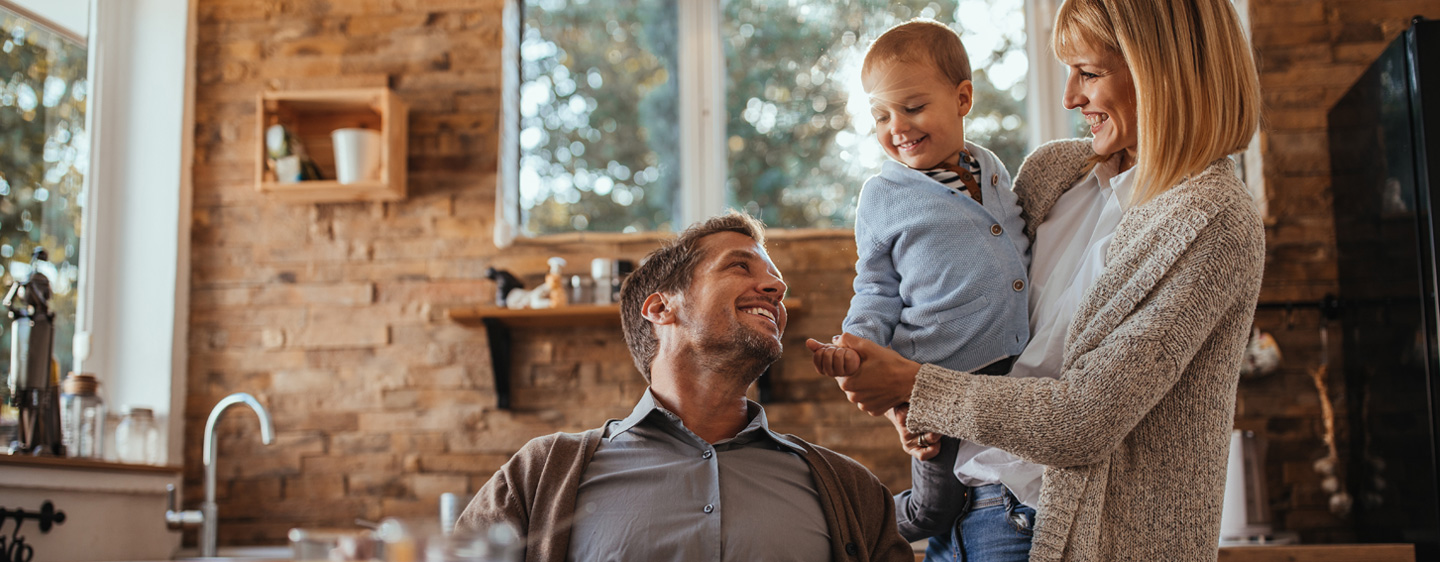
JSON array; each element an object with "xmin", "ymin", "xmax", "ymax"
[{"xmin": 695, "ymin": 317, "xmax": 783, "ymax": 387}]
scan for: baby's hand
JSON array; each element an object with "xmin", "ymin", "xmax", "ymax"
[
  {"xmin": 886, "ymin": 403, "xmax": 941, "ymax": 461},
  {"xmin": 805, "ymin": 337, "xmax": 861, "ymax": 378}
]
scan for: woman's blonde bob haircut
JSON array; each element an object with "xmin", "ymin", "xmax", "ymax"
[{"xmin": 1053, "ymin": 0, "xmax": 1262, "ymax": 206}]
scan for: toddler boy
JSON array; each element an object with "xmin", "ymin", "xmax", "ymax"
[{"xmin": 807, "ymin": 18, "xmax": 1031, "ymax": 545}]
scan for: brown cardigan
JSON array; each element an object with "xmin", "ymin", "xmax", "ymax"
[
  {"xmin": 907, "ymin": 139, "xmax": 1266, "ymax": 562},
  {"xmin": 457, "ymin": 426, "xmax": 915, "ymax": 562}
]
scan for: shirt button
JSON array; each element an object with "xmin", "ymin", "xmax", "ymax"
[
  {"xmin": 702, "ymin": 450, "xmax": 713, "ymax": 459},
  {"xmin": 703, "ymin": 504, "xmax": 714, "ymax": 514},
  {"xmin": 1013, "ymin": 279, "xmax": 1026, "ymax": 291},
  {"xmin": 991, "ymin": 173, "xmax": 999, "ymax": 185},
  {"xmin": 990, "ymin": 224, "xmax": 1003, "ymax": 236}
]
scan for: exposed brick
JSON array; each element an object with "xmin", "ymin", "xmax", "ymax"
[
  {"xmin": 418, "ymin": 454, "xmax": 512, "ymax": 475},
  {"xmin": 410, "ymin": 473, "xmax": 468, "ymax": 500},
  {"xmin": 193, "ymin": 282, "xmax": 374, "ymax": 308},
  {"xmin": 289, "ymin": 318, "xmax": 390, "ymax": 349},
  {"xmin": 285, "ymin": 474, "xmax": 347, "ymax": 499},
  {"xmin": 303, "ymin": 453, "xmax": 400, "ymax": 475}
]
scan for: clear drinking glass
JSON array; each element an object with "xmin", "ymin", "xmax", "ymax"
[
  {"xmin": 423, "ymin": 522, "xmax": 522, "ymax": 562},
  {"xmin": 289, "ymin": 528, "xmax": 382, "ymax": 562}
]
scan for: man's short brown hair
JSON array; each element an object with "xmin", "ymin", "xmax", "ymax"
[
  {"xmin": 619, "ymin": 212, "xmax": 768, "ymax": 381},
  {"xmin": 861, "ymin": 18, "xmax": 972, "ymax": 89}
]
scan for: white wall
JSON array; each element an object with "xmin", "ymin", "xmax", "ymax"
[
  {"xmin": 78, "ymin": 0, "xmax": 194, "ymax": 465},
  {"xmin": 10, "ymin": 0, "xmax": 89, "ymax": 39}
]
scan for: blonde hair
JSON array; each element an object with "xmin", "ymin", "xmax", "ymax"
[
  {"xmin": 1053, "ymin": 0, "xmax": 1261, "ymax": 206},
  {"xmin": 862, "ymin": 19, "xmax": 971, "ymax": 89}
]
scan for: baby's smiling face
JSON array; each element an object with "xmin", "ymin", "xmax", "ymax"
[{"xmin": 864, "ymin": 58, "xmax": 973, "ymax": 170}]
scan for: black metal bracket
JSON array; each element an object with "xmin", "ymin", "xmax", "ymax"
[
  {"xmin": 483, "ymin": 318, "xmax": 512, "ymax": 410},
  {"xmin": 757, "ymin": 365, "xmax": 774, "ymax": 403},
  {"xmin": 0, "ymin": 501, "xmax": 66, "ymax": 534},
  {"xmin": 0, "ymin": 501, "xmax": 65, "ymax": 562}
]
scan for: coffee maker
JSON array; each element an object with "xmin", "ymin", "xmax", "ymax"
[{"xmin": 5, "ymin": 247, "xmax": 63, "ymax": 456}]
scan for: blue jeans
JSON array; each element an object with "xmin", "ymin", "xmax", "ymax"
[{"xmin": 924, "ymin": 484, "xmax": 1035, "ymax": 562}]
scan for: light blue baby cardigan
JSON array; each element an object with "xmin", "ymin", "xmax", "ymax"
[{"xmin": 843, "ymin": 142, "xmax": 1031, "ymax": 372}]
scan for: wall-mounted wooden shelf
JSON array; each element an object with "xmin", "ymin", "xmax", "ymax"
[
  {"xmin": 448, "ymin": 299, "xmax": 801, "ymax": 409},
  {"xmin": 256, "ymin": 88, "xmax": 407, "ymax": 203},
  {"xmin": 0, "ymin": 453, "xmax": 181, "ymax": 474},
  {"xmin": 448, "ymin": 303, "xmax": 626, "ymax": 329}
]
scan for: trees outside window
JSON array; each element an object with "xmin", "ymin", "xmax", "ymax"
[
  {"xmin": 514, "ymin": 0, "xmax": 1039, "ymax": 235},
  {"xmin": 0, "ymin": 7, "xmax": 87, "ymax": 383}
]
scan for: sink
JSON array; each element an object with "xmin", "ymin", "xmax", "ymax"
[{"xmin": 172, "ymin": 545, "xmax": 291, "ymax": 562}]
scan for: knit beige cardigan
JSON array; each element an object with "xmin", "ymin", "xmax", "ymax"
[{"xmin": 907, "ymin": 139, "xmax": 1266, "ymax": 562}]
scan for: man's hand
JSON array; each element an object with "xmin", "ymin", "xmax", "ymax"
[
  {"xmin": 805, "ymin": 336, "xmax": 861, "ymax": 378},
  {"xmin": 805, "ymin": 333, "xmax": 921, "ymax": 416},
  {"xmin": 886, "ymin": 404, "xmax": 941, "ymax": 461}
]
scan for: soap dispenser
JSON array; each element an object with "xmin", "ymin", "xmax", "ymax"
[{"xmin": 546, "ymin": 257, "xmax": 568, "ymax": 308}]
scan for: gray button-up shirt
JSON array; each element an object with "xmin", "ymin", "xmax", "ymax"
[{"xmin": 568, "ymin": 389, "xmax": 831, "ymax": 562}]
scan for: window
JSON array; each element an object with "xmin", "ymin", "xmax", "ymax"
[
  {"xmin": 501, "ymin": 0, "xmax": 1082, "ymax": 240},
  {"xmin": 0, "ymin": 4, "xmax": 87, "ymax": 392},
  {"xmin": 517, "ymin": 0, "xmax": 680, "ymax": 234},
  {"xmin": 0, "ymin": 0, "xmax": 192, "ymax": 466}
]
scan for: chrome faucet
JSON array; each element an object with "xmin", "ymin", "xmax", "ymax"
[{"xmin": 166, "ymin": 392, "xmax": 274, "ymax": 557}]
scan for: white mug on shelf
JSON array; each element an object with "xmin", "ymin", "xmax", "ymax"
[{"xmin": 331, "ymin": 127, "xmax": 382, "ymax": 184}]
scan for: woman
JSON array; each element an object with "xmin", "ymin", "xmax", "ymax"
[{"xmin": 812, "ymin": 0, "xmax": 1264, "ymax": 560}]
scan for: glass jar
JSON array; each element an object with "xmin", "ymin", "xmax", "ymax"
[
  {"xmin": 116, "ymin": 406, "xmax": 162, "ymax": 464},
  {"xmin": 60, "ymin": 372, "xmax": 106, "ymax": 459}
]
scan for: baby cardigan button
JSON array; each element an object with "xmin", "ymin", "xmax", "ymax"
[
  {"xmin": 990, "ymin": 224, "xmax": 1003, "ymax": 236},
  {"xmin": 1013, "ymin": 279, "xmax": 1025, "ymax": 291},
  {"xmin": 991, "ymin": 173, "xmax": 999, "ymax": 185},
  {"xmin": 844, "ymin": 543, "xmax": 859, "ymax": 556},
  {"xmin": 703, "ymin": 504, "xmax": 714, "ymax": 513}
]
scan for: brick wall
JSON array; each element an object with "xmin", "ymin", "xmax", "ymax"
[
  {"xmin": 185, "ymin": 0, "xmax": 895, "ymax": 545},
  {"xmin": 185, "ymin": 0, "xmax": 1440, "ymax": 547}
]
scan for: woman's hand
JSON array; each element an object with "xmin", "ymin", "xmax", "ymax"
[
  {"xmin": 886, "ymin": 403, "xmax": 941, "ymax": 461},
  {"xmin": 804, "ymin": 333, "xmax": 921, "ymax": 416}
]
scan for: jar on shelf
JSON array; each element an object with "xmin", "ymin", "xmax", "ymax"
[
  {"xmin": 116, "ymin": 406, "xmax": 162, "ymax": 465},
  {"xmin": 60, "ymin": 372, "xmax": 106, "ymax": 459}
]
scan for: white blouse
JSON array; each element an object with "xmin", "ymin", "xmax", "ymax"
[{"xmin": 951, "ymin": 157, "xmax": 1136, "ymax": 509}]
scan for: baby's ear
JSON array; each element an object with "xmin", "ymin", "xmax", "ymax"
[{"xmin": 955, "ymin": 79, "xmax": 974, "ymax": 117}]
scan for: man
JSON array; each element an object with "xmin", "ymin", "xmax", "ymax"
[{"xmin": 458, "ymin": 212, "xmax": 914, "ymax": 562}]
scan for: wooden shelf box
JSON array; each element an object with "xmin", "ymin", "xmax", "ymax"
[{"xmin": 256, "ymin": 88, "xmax": 407, "ymax": 203}]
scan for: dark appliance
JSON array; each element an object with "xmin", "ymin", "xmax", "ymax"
[{"xmin": 1328, "ymin": 16, "xmax": 1440, "ymax": 559}]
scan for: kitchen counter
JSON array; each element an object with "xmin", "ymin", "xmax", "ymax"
[
  {"xmin": 1, "ymin": 454, "xmax": 182, "ymax": 561},
  {"xmin": 1217, "ymin": 543, "xmax": 1414, "ymax": 561},
  {"xmin": 905, "ymin": 543, "xmax": 1415, "ymax": 561}
]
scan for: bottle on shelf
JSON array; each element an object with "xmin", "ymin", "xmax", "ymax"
[
  {"xmin": 545, "ymin": 257, "xmax": 568, "ymax": 308},
  {"xmin": 116, "ymin": 406, "xmax": 162, "ymax": 465},
  {"xmin": 60, "ymin": 372, "xmax": 105, "ymax": 459}
]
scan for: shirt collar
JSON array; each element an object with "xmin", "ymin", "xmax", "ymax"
[
  {"xmin": 1092, "ymin": 156, "xmax": 1138, "ymax": 210},
  {"xmin": 613, "ymin": 388, "xmax": 808, "ymax": 454}
]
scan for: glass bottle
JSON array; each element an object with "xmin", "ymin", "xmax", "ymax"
[
  {"xmin": 116, "ymin": 406, "xmax": 161, "ymax": 464},
  {"xmin": 60, "ymin": 372, "xmax": 106, "ymax": 459}
]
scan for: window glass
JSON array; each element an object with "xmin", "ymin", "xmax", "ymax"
[
  {"xmin": 519, "ymin": 0, "xmax": 679, "ymax": 235},
  {"xmin": 723, "ymin": 0, "xmax": 1030, "ymax": 228},
  {"xmin": 517, "ymin": 0, "xmax": 1036, "ymax": 232},
  {"xmin": 0, "ymin": 7, "xmax": 86, "ymax": 381}
]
